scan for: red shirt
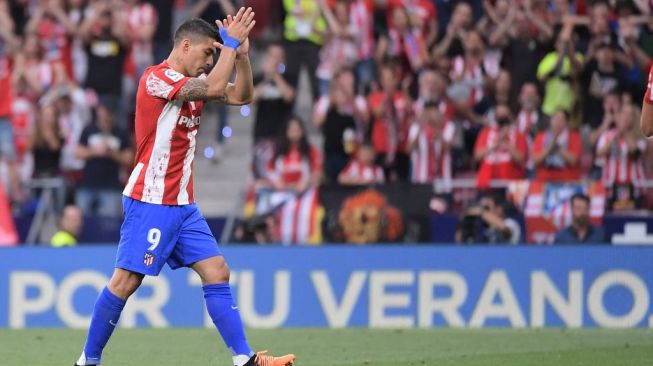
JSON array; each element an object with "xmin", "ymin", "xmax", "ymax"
[
  {"xmin": 0, "ymin": 56, "xmax": 12, "ymax": 117},
  {"xmin": 269, "ymin": 146, "xmax": 322, "ymax": 186},
  {"xmin": 123, "ymin": 61, "xmax": 202, "ymax": 205},
  {"xmin": 340, "ymin": 159, "xmax": 385, "ymax": 184},
  {"xmin": 10, "ymin": 96, "xmax": 34, "ymax": 159},
  {"xmin": 532, "ymin": 129, "xmax": 582, "ymax": 182},
  {"xmin": 644, "ymin": 64, "xmax": 653, "ymax": 105},
  {"xmin": 597, "ymin": 129, "xmax": 647, "ymax": 186},
  {"xmin": 37, "ymin": 17, "xmax": 73, "ymax": 79},
  {"xmin": 387, "ymin": 0, "xmax": 436, "ymax": 38},
  {"xmin": 368, "ymin": 91, "xmax": 410, "ymax": 154},
  {"xmin": 474, "ymin": 126, "xmax": 529, "ymax": 187},
  {"xmin": 408, "ymin": 120, "xmax": 455, "ymax": 183}
]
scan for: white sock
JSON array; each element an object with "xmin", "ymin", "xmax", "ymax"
[{"xmin": 233, "ymin": 354, "xmax": 251, "ymax": 366}]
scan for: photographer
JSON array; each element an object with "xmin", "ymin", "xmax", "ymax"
[{"xmin": 456, "ymin": 194, "xmax": 521, "ymax": 245}]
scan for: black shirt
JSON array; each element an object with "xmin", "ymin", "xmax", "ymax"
[
  {"xmin": 253, "ymin": 74, "xmax": 293, "ymax": 140},
  {"xmin": 79, "ymin": 124, "xmax": 130, "ymax": 190},
  {"xmin": 150, "ymin": 0, "xmax": 174, "ymax": 42},
  {"xmin": 322, "ymin": 107, "xmax": 356, "ymax": 157},
  {"xmin": 84, "ymin": 33, "xmax": 127, "ymax": 96},
  {"xmin": 581, "ymin": 60, "xmax": 623, "ymax": 129}
]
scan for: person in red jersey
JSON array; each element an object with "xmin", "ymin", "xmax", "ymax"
[
  {"xmin": 474, "ymin": 104, "xmax": 529, "ymax": 188},
  {"xmin": 532, "ymin": 109, "xmax": 583, "ymax": 182},
  {"xmin": 75, "ymin": 10, "xmax": 295, "ymax": 366},
  {"xmin": 338, "ymin": 142, "xmax": 385, "ymax": 185},
  {"xmin": 640, "ymin": 64, "xmax": 653, "ymax": 137}
]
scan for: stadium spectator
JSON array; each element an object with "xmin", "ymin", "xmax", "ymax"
[
  {"xmin": 75, "ymin": 103, "xmax": 133, "ymax": 217},
  {"xmin": 123, "ymin": 0, "xmax": 158, "ymax": 79},
  {"xmin": 314, "ymin": 68, "xmax": 368, "ymax": 182},
  {"xmin": 501, "ymin": 0, "xmax": 553, "ymax": 95},
  {"xmin": 474, "ymin": 104, "xmax": 528, "ymax": 188},
  {"xmin": 79, "ymin": 2, "xmax": 128, "ymax": 115},
  {"xmin": 150, "ymin": 0, "xmax": 175, "ymax": 63},
  {"xmin": 449, "ymin": 30, "xmax": 496, "ymax": 109},
  {"xmin": 456, "ymin": 194, "xmax": 521, "ymax": 245},
  {"xmin": 50, "ymin": 204, "xmax": 83, "ymax": 247},
  {"xmin": 253, "ymin": 42, "xmax": 295, "ymax": 143},
  {"xmin": 282, "ymin": 0, "xmax": 326, "ymax": 102},
  {"xmin": 413, "ymin": 68, "xmax": 452, "ymax": 118},
  {"xmin": 407, "ymin": 100, "xmax": 455, "ymax": 187},
  {"xmin": 537, "ymin": 26, "xmax": 584, "ymax": 116},
  {"xmin": 251, "ymin": 42, "xmax": 295, "ymax": 179},
  {"xmin": 316, "ymin": 0, "xmax": 359, "ymax": 96},
  {"xmin": 553, "ymin": 193, "xmax": 606, "ymax": 244},
  {"xmin": 30, "ymin": 104, "xmax": 64, "ymax": 179},
  {"xmin": 42, "ymin": 85, "xmax": 91, "ymax": 185},
  {"xmin": 338, "ymin": 142, "xmax": 384, "ymax": 185},
  {"xmin": 596, "ymin": 103, "xmax": 647, "ymax": 210},
  {"xmin": 264, "ymin": 116, "xmax": 322, "ymax": 194},
  {"xmin": 25, "ymin": 0, "xmax": 76, "ymax": 79},
  {"xmin": 376, "ymin": 4, "xmax": 429, "ymax": 78},
  {"xmin": 516, "ymin": 82, "xmax": 546, "ymax": 139},
  {"xmin": 368, "ymin": 62, "xmax": 410, "ymax": 181},
  {"xmin": 532, "ymin": 110, "xmax": 582, "ymax": 182},
  {"xmin": 581, "ymin": 42, "xmax": 624, "ymax": 130},
  {"xmin": 432, "ymin": 1, "xmax": 474, "ymax": 58},
  {"xmin": 0, "ymin": 7, "xmax": 23, "ymax": 201},
  {"xmin": 15, "ymin": 32, "xmax": 63, "ymax": 98}
]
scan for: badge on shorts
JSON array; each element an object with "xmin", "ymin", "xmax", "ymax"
[
  {"xmin": 144, "ymin": 253, "xmax": 155, "ymax": 266},
  {"xmin": 164, "ymin": 69, "xmax": 184, "ymax": 82}
]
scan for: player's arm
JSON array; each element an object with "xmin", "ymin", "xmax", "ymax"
[
  {"xmin": 222, "ymin": 53, "xmax": 254, "ymax": 105},
  {"xmin": 641, "ymin": 66, "xmax": 653, "ymax": 137}
]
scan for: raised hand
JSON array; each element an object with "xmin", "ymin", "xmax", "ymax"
[
  {"xmin": 216, "ymin": 7, "xmax": 255, "ymax": 44},
  {"xmin": 216, "ymin": 11, "xmax": 253, "ymax": 55}
]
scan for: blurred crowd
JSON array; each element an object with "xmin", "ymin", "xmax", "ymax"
[{"xmin": 1, "ymin": 0, "xmax": 653, "ymax": 227}]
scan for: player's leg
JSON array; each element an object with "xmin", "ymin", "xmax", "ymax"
[
  {"xmin": 171, "ymin": 205, "xmax": 295, "ymax": 366},
  {"xmin": 76, "ymin": 268, "xmax": 144, "ymax": 366},
  {"xmin": 76, "ymin": 196, "xmax": 183, "ymax": 365}
]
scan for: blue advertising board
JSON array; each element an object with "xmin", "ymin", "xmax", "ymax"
[{"xmin": 0, "ymin": 246, "xmax": 651, "ymax": 329}]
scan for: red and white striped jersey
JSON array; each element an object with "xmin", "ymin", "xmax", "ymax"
[
  {"xmin": 644, "ymin": 64, "xmax": 653, "ymax": 105},
  {"xmin": 123, "ymin": 61, "xmax": 202, "ymax": 205},
  {"xmin": 450, "ymin": 56, "xmax": 485, "ymax": 106},
  {"xmin": 350, "ymin": 0, "xmax": 375, "ymax": 60},
  {"xmin": 268, "ymin": 146, "xmax": 322, "ymax": 187},
  {"xmin": 340, "ymin": 159, "xmax": 385, "ymax": 184},
  {"xmin": 517, "ymin": 110, "xmax": 539, "ymax": 136},
  {"xmin": 597, "ymin": 129, "xmax": 646, "ymax": 186},
  {"xmin": 408, "ymin": 120, "xmax": 455, "ymax": 184}
]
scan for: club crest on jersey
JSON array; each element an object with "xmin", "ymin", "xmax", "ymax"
[
  {"xmin": 178, "ymin": 115, "xmax": 201, "ymax": 129},
  {"xmin": 164, "ymin": 69, "xmax": 184, "ymax": 82},
  {"xmin": 143, "ymin": 253, "xmax": 155, "ymax": 266}
]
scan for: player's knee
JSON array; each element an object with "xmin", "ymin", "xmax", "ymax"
[
  {"xmin": 108, "ymin": 270, "xmax": 144, "ymax": 300},
  {"xmin": 216, "ymin": 260, "xmax": 230, "ymax": 283}
]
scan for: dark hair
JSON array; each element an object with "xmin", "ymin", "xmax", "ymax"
[
  {"xmin": 174, "ymin": 18, "xmax": 218, "ymax": 45},
  {"xmin": 274, "ymin": 116, "xmax": 311, "ymax": 161},
  {"xmin": 571, "ymin": 193, "xmax": 590, "ymax": 206}
]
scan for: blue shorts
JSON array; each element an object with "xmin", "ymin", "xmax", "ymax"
[{"xmin": 115, "ymin": 196, "xmax": 221, "ymax": 276}]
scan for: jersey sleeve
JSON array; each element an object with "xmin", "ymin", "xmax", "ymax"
[
  {"xmin": 145, "ymin": 67, "xmax": 190, "ymax": 101},
  {"xmin": 644, "ymin": 64, "xmax": 653, "ymax": 105}
]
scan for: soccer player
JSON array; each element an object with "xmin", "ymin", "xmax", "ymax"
[
  {"xmin": 641, "ymin": 65, "xmax": 653, "ymax": 137},
  {"xmin": 74, "ymin": 8, "xmax": 295, "ymax": 366}
]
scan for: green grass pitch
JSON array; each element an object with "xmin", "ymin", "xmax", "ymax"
[{"xmin": 2, "ymin": 328, "xmax": 652, "ymax": 365}]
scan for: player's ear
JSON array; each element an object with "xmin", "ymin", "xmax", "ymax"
[{"xmin": 182, "ymin": 39, "xmax": 191, "ymax": 53}]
